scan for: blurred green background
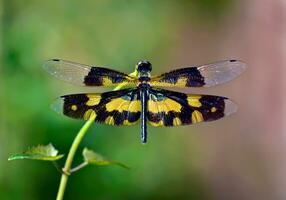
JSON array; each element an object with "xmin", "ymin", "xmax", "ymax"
[{"xmin": 1, "ymin": 0, "xmax": 286, "ymax": 199}]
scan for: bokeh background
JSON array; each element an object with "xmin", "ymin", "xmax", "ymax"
[{"xmin": 1, "ymin": 0, "xmax": 286, "ymax": 199}]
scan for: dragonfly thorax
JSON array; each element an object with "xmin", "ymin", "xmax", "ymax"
[{"xmin": 136, "ymin": 60, "xmax": 152, "ymax": 78}]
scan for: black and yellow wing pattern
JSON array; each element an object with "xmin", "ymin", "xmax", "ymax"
[
  {"xmin": 52, "ymin": 88, "xmax": 141, "ymax": 126},
  {"xmin": 52, "ymin": 88, "xmax": 236, "ymax": 127},
  {"xmin": 43, "ymin": 59, "xmax": 136, "ymax": 87},
  {"xmin": 147, "ymin": 88, "xmax": 237, "ymax": 127},
  {"xmin": 150, "ymin": 60, "xmax": 246, "ymax": 87},
  {"xmin": 45, "ymin": 58, "xmax": 245, "ymax": 143}
]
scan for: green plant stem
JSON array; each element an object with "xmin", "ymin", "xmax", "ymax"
[
  {"xmin": 55, "ymin": 70, "xmax": 135, "ymax": 200},
  {"xmin": 56, "ymin": 113, "xmax": 96, "ymax": 200}
]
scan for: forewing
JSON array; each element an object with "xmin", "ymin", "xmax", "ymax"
[
  {"xmin": 43, "ymin": 59, "xmax": 136, "ymax": 86},
  {"xmin": 147, "ymin": 88, "xmax": 237, "ymax": 127},
  {"xmin": 150, "ymin": 60, "xmax": 246, "ymax": 88},
  {"xmin": 52, "ymin": 88, "xmax": 141, "ymax": 126}
]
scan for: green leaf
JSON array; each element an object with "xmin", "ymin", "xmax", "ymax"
[
  {"xmin": 8, "ymin": 143, "xmax": 64, "ymax": 161},
  {"xmin": 83, "ymin": 148, "xmax": 129, "ymax": 169}
]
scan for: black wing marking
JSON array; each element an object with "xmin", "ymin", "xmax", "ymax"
[
  {"xmin": 52, "ymin": 88, "xmax": 141, "ymax": 126},
  {"xmin": 150, "ymin": 60, "xmax": 246, "ymax": 87},
  {"xmin": 147, "ymin": 87, "xmax": 237, "ymax": 126},
  {"xmin": 43, "ymin": 59, "xmax": 137, "ymax": 86}
]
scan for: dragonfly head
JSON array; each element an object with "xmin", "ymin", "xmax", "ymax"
[{"xmin": 136, "ymin": 60, "xmax": 152, "ymax": 78}]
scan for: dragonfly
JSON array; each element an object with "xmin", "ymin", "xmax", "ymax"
[{"xmin": 44, "ymin": 59, "xmax": 246, "ymax": 143}]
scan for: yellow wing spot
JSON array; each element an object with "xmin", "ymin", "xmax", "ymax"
[
  {"xmin": 151, "ymin": 77, "xmax": 187, "ymax": 87},
  {"xmin": 173, "ymin": 117, "xmax": 182, "ymax": 126},
  {"xmin": 102, "ymin": 77, "xmax": 113, "ymax": 85},
  {"xmin": 187, "ymin": 95, "xmax": 202, "ymax": 107},
  {"xmin": 148, "ymin": 99, "xmax": 182, "ymax": 113},
  {"xmin": 106, "ymin": 98, "xmax": 140, "ymax": 113},
  {"xmin": 128, "ymin": 100, "xmax": 141, "ymax": 112},
  {"xmin": 149, "ymin": 120, "xmax": 164, "ymax": 127},
  {"xmin": 123, "ymin": 119, "xmax": 138, "ymax": 125},
  {"xmin": 211, "ymin": 107, "xmax": 217, "ymax": 113},
  {"xmin": 151, "ymin": 81, "xmax": 172, "ymax": 87},
  {"xmin": 192, "ymin": 110, "xmax": 204, "ymax": 123},
  {"xmin": 86, "ymin": 95, "xmax": 101, "ymax": 106},
  {"xmin": 83, "ymin": 109, "xmax": 97, "ymax": 120},
  {"xmin": 105, "ymin": 116, "xmax": 115, "ymax": 125},
  {"xmin": 176, "ymin": 77, "xmax": 188, "ymax": 86},
  {"xmin": 71, "ymin": 105, "xmax": 78, "ymax": 111}
]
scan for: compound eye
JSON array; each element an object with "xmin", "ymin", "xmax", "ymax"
[{"xmin": 137, "ymin": 61, "xmax": 152, "ymax": 72}]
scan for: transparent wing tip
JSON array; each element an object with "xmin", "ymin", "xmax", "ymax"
[
  {"xmin": 199, "ymin": 59, "xmax": 247, "ymax": 87},
  {"xmin": 50, "ymin": 97, "xmax": 64, "ymax": 115},
  {"xmin": 229, "ymin": 59, "xmax": 247, "ymax": 74},
  {"xmin": 224, "ymin": 99, "xmax": 238, "ymax": 116},
  {"xmin": 42, "ymin": 58, "xmax": 61, "ymax": 71}
]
